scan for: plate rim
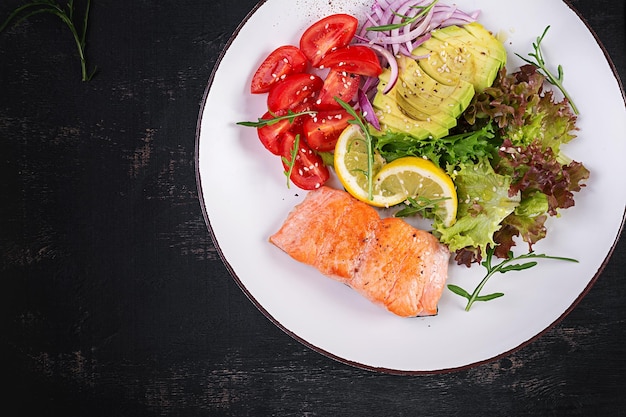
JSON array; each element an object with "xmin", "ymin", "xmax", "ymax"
[{"xmin": 194, "ymin": 0, "xmax": 626, "ymax": 374}]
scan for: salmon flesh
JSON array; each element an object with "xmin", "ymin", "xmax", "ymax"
[{"xmin": 269, "ymin": 186, "xmax": 450, "ymax": 317}]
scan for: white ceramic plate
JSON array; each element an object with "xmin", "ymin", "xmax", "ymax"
[{"xmin": 196, "ymin": 0, "xmax": 626, "ymax": 373}]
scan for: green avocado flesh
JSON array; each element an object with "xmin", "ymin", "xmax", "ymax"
[{"xmin": 371, "ymin": 23, "xmax": 506, "ymax": 141}]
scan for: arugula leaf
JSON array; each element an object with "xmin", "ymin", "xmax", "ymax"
[
  {"xmin": 281, "ymin": 133, "xmax": 301, "ymax": 188},
  {"xmin": 374, "ymin": 122, "xmax": 499, "ymax": 170},
  {"xmin": 237, "ymin": 109, "xmax": 317, "ymax": 127},
  {"xmin": 515, "ymin": 25, "xmax": 579, "ymax": 115},
  {"xmin": 1, "ymin": 0, "xmax": 96, "ymax": 81},
  {"xmin": 394, "ymin": 195, "xmax": 450, "ymax": 218},
  {"xmin": 448, "ymin": 247, "xmax": 578, "ymax": 311}
]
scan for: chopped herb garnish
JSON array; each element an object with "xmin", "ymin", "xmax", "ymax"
[
  {"xmin": 237, "ymin": 109, "xmax": 317, "ymax": 128},
  {"xmin": 1, "ymin": 0, "xmax": 96, "ymax": 81},
  {"xmin": 515, "ymin": 25, "xmax": 579, "ymax": 115},
  {"xmin": 448, "ymin": 247, "xmax": 579, "ymax": 311},
  {"xmin": 366, "ymin": 0, "xmax": 439, "ymax": 32},
  {"xmin": 282, "ymin": 133, "xmax": 301, "ymax": 188}
]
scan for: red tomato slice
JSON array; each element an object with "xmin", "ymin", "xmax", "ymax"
[
  {"xmin": 256, "ymin": 110, "xmax": 306, "ymax": 155},
  {"xmin": 303, "ymin": 109, "xmax": 354, "ymax": 152},
  {"xmin": 299, "ymin": 14, "xmax": 358, "ymax": 67},
  {"xmin": 316, "ymin": 68, "xmax": 360, "ymax": 110},
  {"xmin": 250, "ymin": 45, "xmax": 309, "ymax": 94},
  {"xmin": 317, "ymin": 45, "xmax": 383, "ymax": 77},
  {"xmin": 280, "ymin": 131, "xmax": 330, "ymax": 190},
  {"xmin": 267, "ymin": 73, "xmax": 324, "ymax": 113},
  {"xmin": 256, "ymin": 111, "xmax": 292, "ymax": 155}
]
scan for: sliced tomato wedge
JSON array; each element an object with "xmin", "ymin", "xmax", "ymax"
[
  {"xmin": 316, "ymin": 68, "xmax": 360, "ymax": 110},
  {"xmin": 303, "ymin": 109, "xmax": 354, "ymax": 152},
  {"xmin": 317, "ymin": 45, "xmax": 383, "ymax": 77},
  {"xmin": 250, "ymin": 45, "xmax": 309, "ymax": 94},
  {"xmin": 267, "ymin": 73, "xmax": 324, "ymax": 113},
  {"xmin": 299, "ymin": 14, "xmax": 358, "ymax": 67},
  {"xmin": 255, "ymin": 111, "xmax": 295, "ymax": 155},
  {"xmin": 280, "ymin": 130, "xmax": 330, "ymax": 190}
]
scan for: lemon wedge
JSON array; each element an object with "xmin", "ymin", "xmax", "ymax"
[
  {"xmin": 334, "ymin": 125, "xmax": 458, "ymax": 226},
  {"xmin": 333, "ymin": 124, "xmax": 403, "ymax": 207},
  {"xmin": 374, "ymin": 156, "xmax": 458, "ymax": 227}
]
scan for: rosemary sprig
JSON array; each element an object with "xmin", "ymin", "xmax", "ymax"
[
  {"xmin": 334, "ymin": 96, "xmax": 374, "ymax": 200},
  {"xmin": 448, "ymin": 247, "xmax": 579, "ymax": 312},
  {"xmin": 237, "ymin": 109, "xmax": 317, "ymax": 128},
  {"xmin": 1, "ymin": 0, "xmax": 96, "ymax": 81},
  {"xmin": 515, "ymin": 25, "xmax": 579, "ymax": 115},
  {"xmin": 282, "ymin": 133, "xmax": 301, "ymax": 188},
  {"xmin": 366, "ymin": 0, "xmax": 439, "ymax": 32}
]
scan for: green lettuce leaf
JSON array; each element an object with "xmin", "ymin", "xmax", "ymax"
[
  {"xmin": 465, "ymin": 64, "xmax": 578, "ymax": 161},
  {"xmin": 373, "ymin": 122, "xmax": 499, "ymax": 171},
  {"xmin": 435, "ymin": 158, "xmax": 520, "ymax": 263}
]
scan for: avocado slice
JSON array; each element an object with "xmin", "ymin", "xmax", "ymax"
[
  {"xmin": 462, "ymin": 22, "xmax": 507, "ymax": 63},
  {"xmin": 430, "ymin": 23, "xmax": 506, "ymax": 64},
  {"xmin": 414, "ymin": 39, "xmax": 501, "ymax": 92},
  {"xmin": 374, "ymin": 110, "xmax": 436, "ymax": 140},
  {"xmin": 395, "ymin": 55, "xmax": 475, "ymax": 119},
  {"xmin": 373, "ymin": 85, "xmax": 450, "ymax": 139},
  {"xmin": 414, "ymin": 23, "xmax": 506, "ymax": 92},
  {"xmin": 376, "ymin": 69, "xmax": 458, "ymax": 128}
]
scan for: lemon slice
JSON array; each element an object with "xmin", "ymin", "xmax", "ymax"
[
  {"xmin": 373, "ymin": 156, "xmax": 458, "ymax": 227},
  {"xmin": 334, "ymin": 125, "xmax": 458, "ymax": 225},
  {"xmin": 333, "ymin": 124, "xmax": 404, "ymax": 207}
]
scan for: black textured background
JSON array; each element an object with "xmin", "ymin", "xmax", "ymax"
[{"xmin": 1, "ymin": 0, "xmax": 625, "ymax": 415}]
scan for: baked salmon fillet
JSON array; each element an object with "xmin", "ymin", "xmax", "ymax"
[{"xmin": 269, "ymin": 186, "xmax": 450, "ymax": 317}]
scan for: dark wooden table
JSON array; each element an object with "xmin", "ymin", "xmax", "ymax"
[{"xmin": 1, "ymin": 0, "xmax": 624, "ymax": 415}]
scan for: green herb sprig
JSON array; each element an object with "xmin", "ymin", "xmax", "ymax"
[
  {"xmin": 1, "ymin": 0, "xmax": 96, "ymax": 81},
  {"xmin": 237, "ymin": 109, "xmax": 317, "ymax": 128},
  {"xmin": 394, "ymin": 195, "xmax": 450, "ymax": 218},
  {"xmin": 515, "ymin": 25, "xmax": 579, "ymax": 115},
  {"xmin": 282, "ymin": 133, "xmax": 300, "ymax": 188},
  {"xmin": 334, "ymin": 96, "xmax": 375, "ymax": 200},
  {"xmin": 448, "ymin": 247, "xmax": 578, "ymax": 312},
  {"xmin": 366, "ymin": 0, "xmax": 439, "ymax": 32}
]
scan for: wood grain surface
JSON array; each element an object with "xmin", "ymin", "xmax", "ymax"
[{"xmin": 1, "ymin": 0, "xmax": 624, "ymax": 415}]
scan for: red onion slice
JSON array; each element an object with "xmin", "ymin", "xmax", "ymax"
[
  {"xmin": 367, "ymin": 44, "xmax": 399, "ymax": 94},
  {"xmin": 358, "ymin": 89, "xmax": 381, "ymax": 130}
]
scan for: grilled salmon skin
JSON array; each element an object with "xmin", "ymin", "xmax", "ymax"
[{"xmin": 269, "ymin": 186, "xmax": 450, "ymax": 317}]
